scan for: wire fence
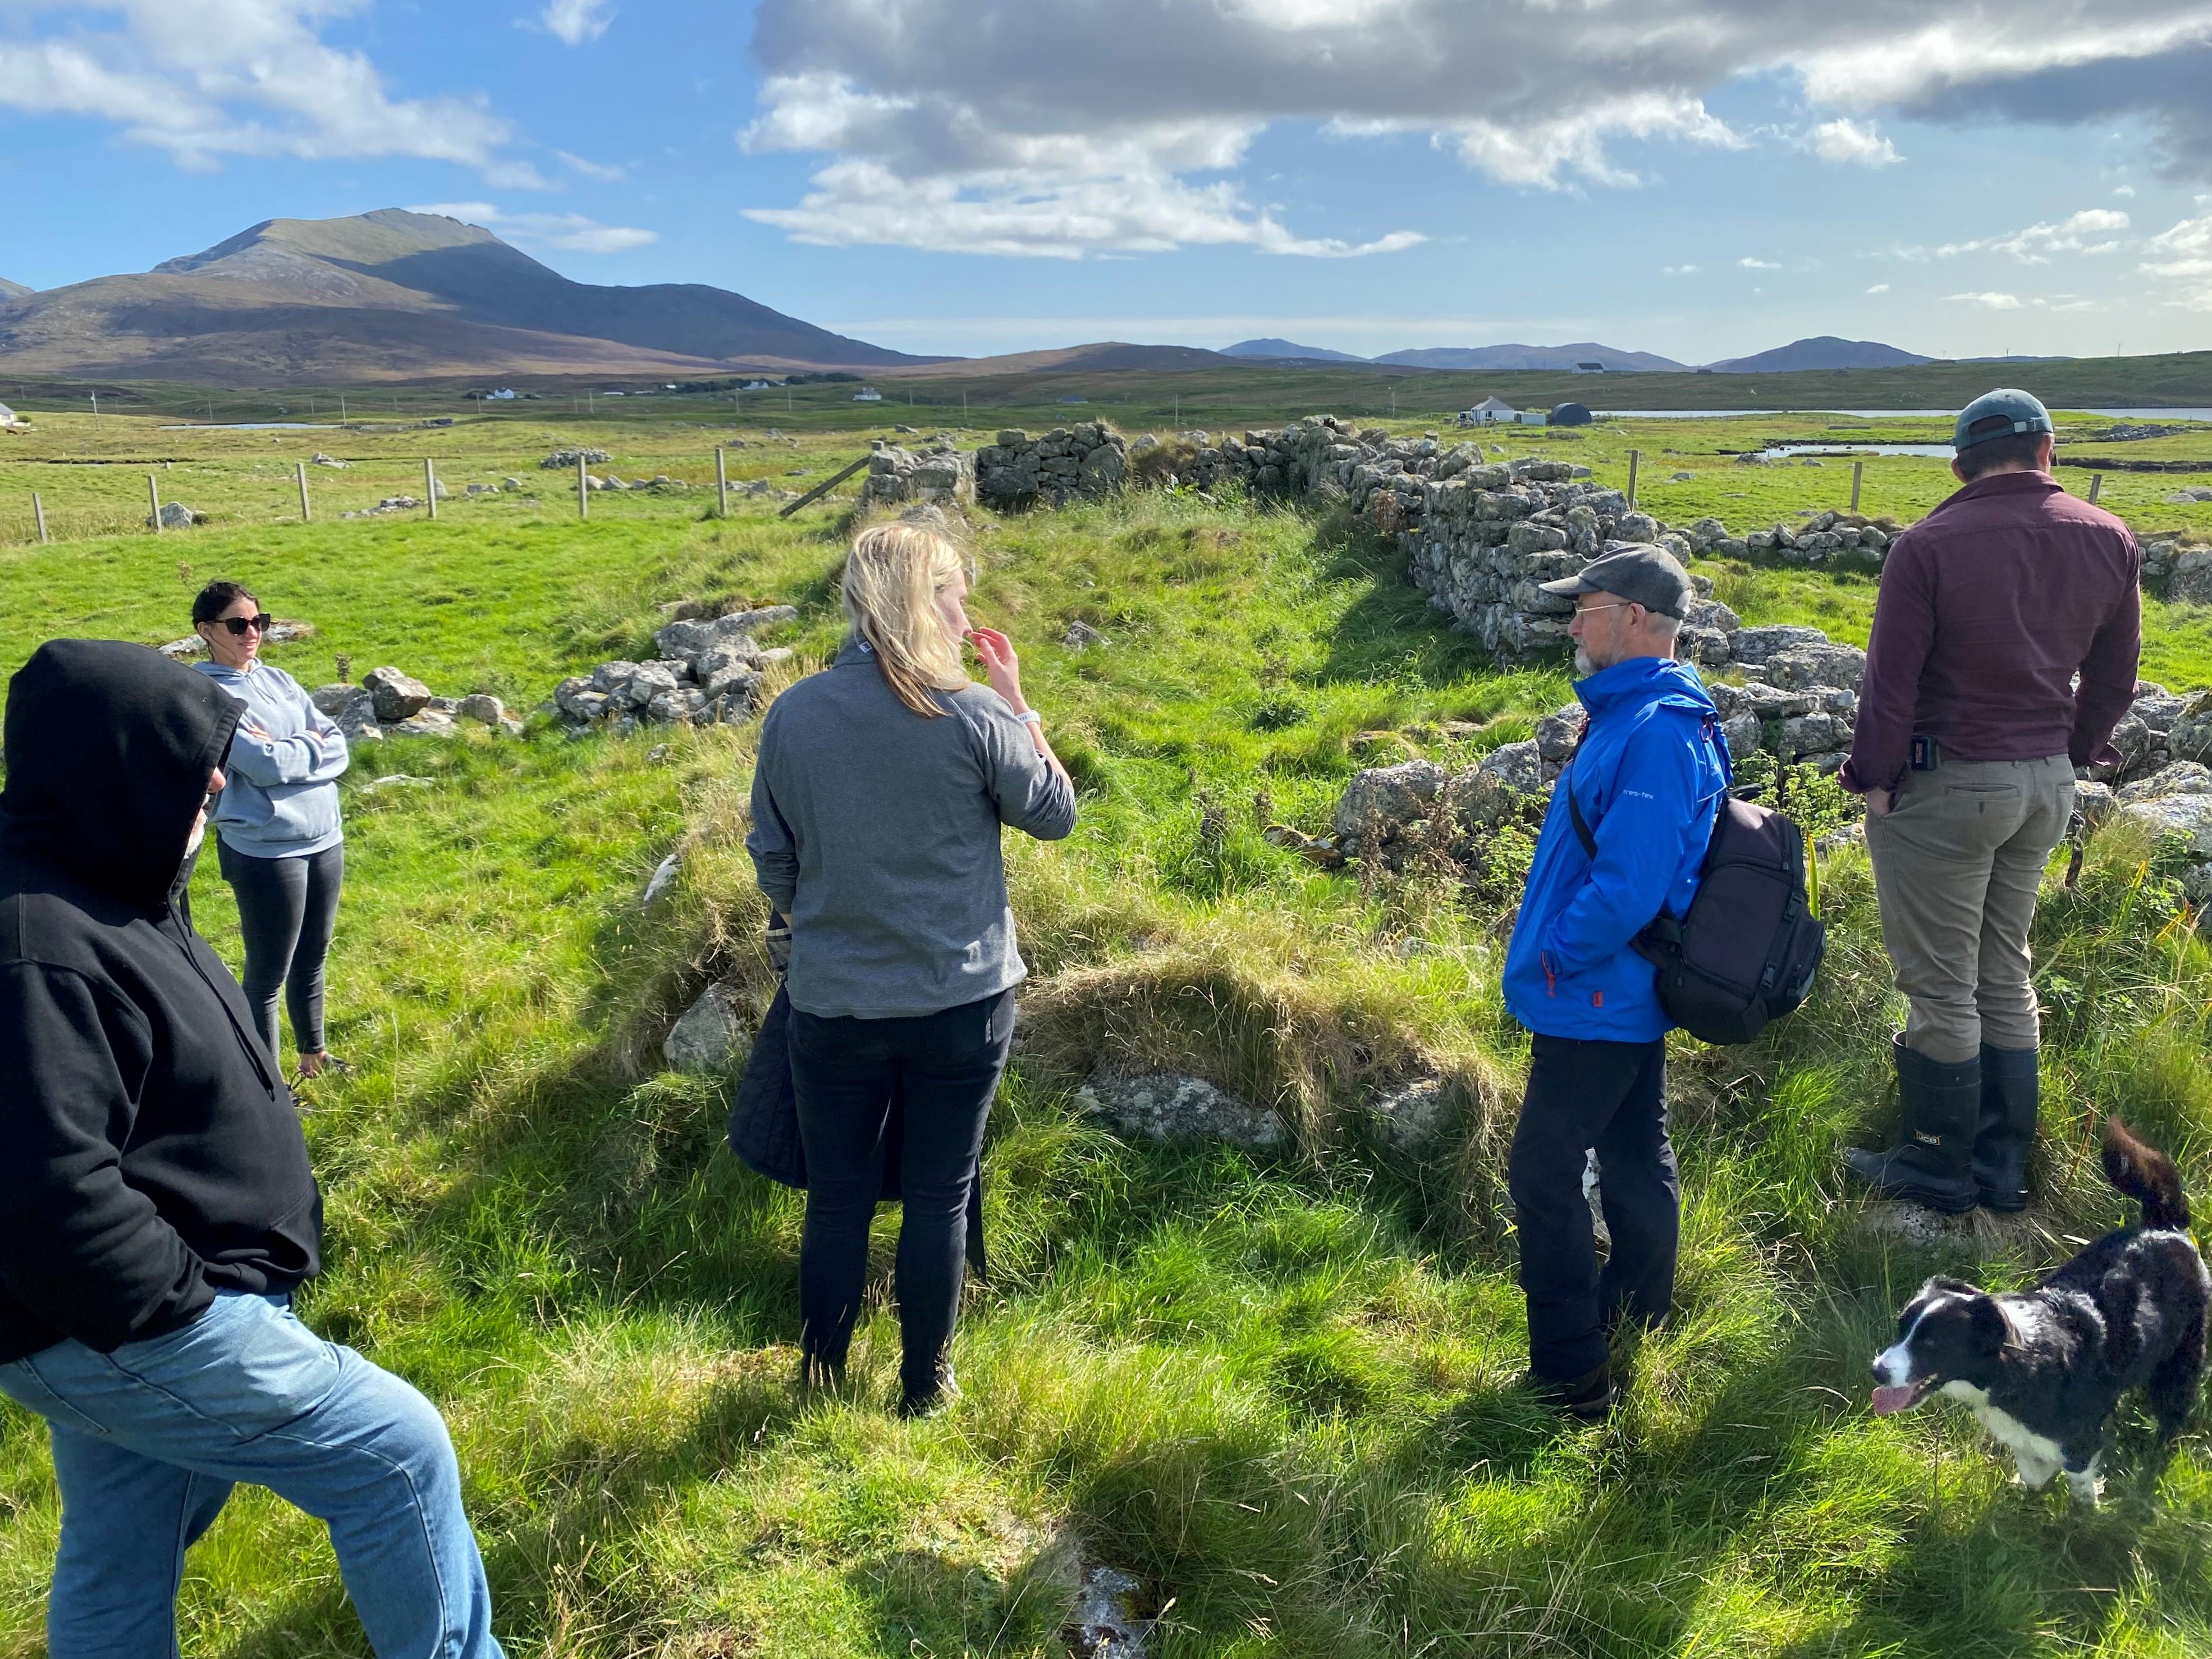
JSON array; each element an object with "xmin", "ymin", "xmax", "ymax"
[{"xmin": 0, "ymin": 445, "xmax": 863, "ymax": 548}]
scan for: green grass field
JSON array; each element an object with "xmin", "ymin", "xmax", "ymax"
[{"xmin": 3, "ymin": 412, "xmax": 2212, "ymax": 1656}]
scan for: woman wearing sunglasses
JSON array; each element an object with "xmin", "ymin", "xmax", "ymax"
[{"xmin": 190, "ymin": 581, "xmax": 350, "ymax": 1082}]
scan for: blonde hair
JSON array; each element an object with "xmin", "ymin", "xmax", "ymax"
[{"xmin": 841, "ymin": 522, "xmax": 972, "ymax": 717}]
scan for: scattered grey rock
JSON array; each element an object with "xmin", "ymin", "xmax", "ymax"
[
  {"xmin": 664, "ymin": 980, "xmax": 751, "ymax": 1075},
  {"xmin": 455, "ymin": 693, "xmax": 507, "ymax": 726},
  {"xmin": 364, "ymin": 666, "xmax": 433, "ymax": 723},
  {"xmin": 1065, "ymin": 1564, "xmax": 1149, "ymax": 1659},
  {"xmin": 1476, "ymin": 739, "xmax": 1546, "ymax": 795},
  {"xmin": 1332, "ymin": 759, "xmax": 1446, "ymax": 843},
  {"xmin": 147, "ymin": 501, "xmax": 199, "ymax": 529},
  {"xmin": 541, "ymin": 446, "xmax": 611, "ymax": 469},
  {"xmin": 1063, "ymin": 620, "xmax": 1110, "ymax": 651},
  {"xmin": 1077, "ymin": 1071, "xmax": 1285, "ymax": 1150},
  {"xmin": 643, "ymin": 851, "xmax": 683, "ymax": 905},
  {"xmin": 1370, "ymin": 1076, "xmax": 1453, "ymax": 1153}
]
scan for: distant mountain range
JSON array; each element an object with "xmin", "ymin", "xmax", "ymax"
[
  {"xmin": 1221, "ymin": 337, "xmax": 1370, "ymax": 364},
  {"xmin": 1701, "ymin": 336, "xmax": 1935, "ymax": 373},
  {"xmin": 0, "ymin": 210, "xmax": 936, "ymax": 382},
  {"xmin": 0, "ymin": 217, "xmax": 2069, "ymax": 389},
  {"xmin": 1220, "ymin": 334, "xmax": 1978, "ymax": 374},
  {"xmin": 1378, "ymin": 343, "xmax": 1692, "ymax": 372}
]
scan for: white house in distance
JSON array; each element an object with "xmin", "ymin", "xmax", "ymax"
[
  {"xmin": 1573, "ymin": 360, "xmax": 1606, "ymax": 374},
  {"xmin": 853, "ymin": 386, "xmax": 883, "ymax": 403},
  {"xmin": 1458, "ymin": 395, "xmax": 1545, "ymax": 427},
  {"xmin": 0, "ymin": 401, "xmax": 16, "ymax": 428}
]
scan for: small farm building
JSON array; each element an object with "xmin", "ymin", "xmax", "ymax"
[
  {"xmin": 853, "ymin": 386, "xmax": 883, "ymax": 403},
  {"xmin": 1548, "ymin": 402, "xmax": 1594, "ymax": 427}
]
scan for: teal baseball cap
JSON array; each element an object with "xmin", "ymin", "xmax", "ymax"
[{"xmin": 1953, "ymin": 388, "xmax": 2054, "ymax": 451}]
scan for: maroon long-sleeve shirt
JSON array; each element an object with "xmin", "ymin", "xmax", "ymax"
[{"xmin": 1842, "ymin": 471, "xmax": 2141, "ymax": 796}]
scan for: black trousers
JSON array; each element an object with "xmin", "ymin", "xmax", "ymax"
[
  {"xmin": 1508, "ymin": 1033, "xmax": 1679, "ymax": 1381},
  {"xmin": 787, "ymin": 989, "xmax": 1013, "ymax": 1394},
  {"xmin": 218, "ymin": 840, "xmax": 344, "ymax": 1061}
]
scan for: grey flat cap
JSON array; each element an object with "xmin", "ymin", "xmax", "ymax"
[{"xmin": 1538, "ymin": 543, "xmax": 1695, "ymax": 620}]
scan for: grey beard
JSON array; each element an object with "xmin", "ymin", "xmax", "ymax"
[{"xmin": 1573, "ymin": 646, "xmax": 1595, "ymax": 678}]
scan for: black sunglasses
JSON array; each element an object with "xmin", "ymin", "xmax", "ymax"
[{"xmin": 209, "ymin": 614, "xmax": 274, "ymax": 636}]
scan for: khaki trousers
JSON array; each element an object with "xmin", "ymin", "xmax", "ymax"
[{"xmin": 1864, "ymin": 755, "xmax": 2075, "ymax": 1064}]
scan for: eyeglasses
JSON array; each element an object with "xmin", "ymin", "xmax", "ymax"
[
  {"xmin": 211, "ymin": 614, "xmax": 274, "ymax": 636},
  {"xmin": 1573, "ymin": 601, "xmax": 1638, "ymax": 618}
]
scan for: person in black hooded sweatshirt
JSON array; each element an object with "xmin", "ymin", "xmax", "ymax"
[{"xmin": 0, "ymin": 641, "xmax": 503, "ymax": 1659}]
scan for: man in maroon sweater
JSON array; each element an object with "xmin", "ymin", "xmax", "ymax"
[{"xmin": 1840, "ymin": 389, "xmax": 2140, "ymax": 1213}]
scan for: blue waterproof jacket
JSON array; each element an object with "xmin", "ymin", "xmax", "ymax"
[{"xmin": 1502, "ymin": 656, "xmax": 1729, "ymax": 1043}]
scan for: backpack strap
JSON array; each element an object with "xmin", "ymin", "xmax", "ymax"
[{"xmin": 1565, "ymin": 765, "xmax": 1597, "ymax": 860}]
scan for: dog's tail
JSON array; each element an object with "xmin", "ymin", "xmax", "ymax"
[{"xmin": 2103, "ymin": 1118, "xmax": 2192, "ymax": 1232}]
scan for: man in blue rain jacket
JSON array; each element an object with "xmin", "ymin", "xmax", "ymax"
[{"xmin": 1500, "ymin": 546, "xmax": 1730, "ymax": 1417}]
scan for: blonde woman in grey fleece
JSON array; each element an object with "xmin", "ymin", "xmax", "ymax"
[{"xmin": 747, "ymin": 522, "xmax": 1075, "ymax": 1414}]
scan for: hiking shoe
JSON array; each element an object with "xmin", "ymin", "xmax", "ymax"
[
  {"xmin": 897, "ymin": 1363, "xmax": 960, "ymax": 1420},
  {"xmin": 1522, "ymin": 1360, "xmax": 1616, "ymax": 1420}
]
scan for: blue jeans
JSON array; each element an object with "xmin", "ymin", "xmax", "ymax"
[{"xmin": 0, "ymin": 1291, "xmax": 501, "ymax": 1658}]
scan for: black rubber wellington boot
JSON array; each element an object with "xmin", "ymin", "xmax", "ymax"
[
  {"xmin": 1972, "ymin": 1044, "xmax": 2039, "ymax": 1212},
  {"xmin": 1844, "ymin": 1035, "xmax": 1980, "ymax": 1213}
]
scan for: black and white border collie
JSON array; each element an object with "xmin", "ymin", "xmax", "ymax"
[{"xmin": 1869, "ymin": 1120, "xmax": 2209, "ymax": 1503}]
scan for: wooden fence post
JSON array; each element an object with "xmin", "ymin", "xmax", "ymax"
[
  {"xmin": 578, "ymin": 455, "xmax": 589, "ymax": 519},
  {"xmin": 149, "ymin": 474, "xmax": 162, "ymax": 533},
  {"xmin": 717, "ymin": 446, "xmax": 729, "ymax": 515},
  {"xmin": 297, "ymin": 461, "xmax": 311, "ymax": 523},
  {"xmin": 1851, "ymin": 460, "xmax": 1863, "ymax": 514},
  {"xmin": 1625, "ymin": 449, "xmax": 1639, "ymax": 510},
  {"xmin": 424, "ymin": 458, "xmax": 437, "ymax": 520},
  {"xmin": 33, "ymin": 493, "xmax": 48, "ymax": 545},
  {"xmin": 2088, "ymin": 473, "xmax": 2104, "ymax": 504}
]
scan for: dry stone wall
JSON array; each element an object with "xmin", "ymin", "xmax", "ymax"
[
  {"xmin": 974, "ymin": 424, "xmax": 1128, "ymax": 509},
  {"xmin": 859, "ymin": 439, "xmax": 974, "ymax": 512}
]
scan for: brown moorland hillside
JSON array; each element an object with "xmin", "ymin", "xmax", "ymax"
[{"xmin": 0, "ymin": 210, "xmax": 940, "ymax": 383}]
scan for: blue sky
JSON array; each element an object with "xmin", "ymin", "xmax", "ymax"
[{"xmin": 3, "ymin": 0, "xmax": 2210, "ymax": 365}]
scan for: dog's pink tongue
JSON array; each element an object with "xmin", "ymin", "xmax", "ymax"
[{"xmin": 1870, "ymin": 1385, "xmax": 1919, "ymax": 1416}]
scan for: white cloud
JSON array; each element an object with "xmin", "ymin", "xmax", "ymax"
[
  {"xmin": 1807, "ymin": 117, "xmax": 1902, "ymax": 167},
  {"xmin": 1935, "ymin": 208, "xmax": 2132, "ymax": 262},
  {"xmin": 734, "ymin": 0, "xmax": 2212, "ymax": 261},
  {"xmin": 2032, "ymin": 294, "xmax": 2097, "ymax": 311},
  {"xmin": 539, "ymin": 0, "xmax": 613, "ymax": 46},
  {"xmin": 0, "ymin": 0, "xmax": 539, "ymax": 186},
  {"xmin": 0, "ymin": 0, "xmax": 533, "ymax": 183},
  {"xmin": 1423, "ymin": 93, "xmax": 1741, "ymax": 191},
  {"xmin": 740, "ymin": 74, "xmax": 1423, "ymax": 259},
  {"xmin": 556, "ymin": 149, "xmax": 626, "ymax": 182},
  {"xmin": 1739, "ymin": 257, "xmax": 1782, "ymax": 269},
  {"xmin": 2142, "ymin": 213, "xmax": 2212, "ymax": 308},
  {"xmin": 1662, "ymin": 264, "xmax": 1701, "ymax": 275},
  {"xmin": 409, "ymin": 201, "xmax": 657, "ymax": 253},
  {"xmin": 1867, "ymin": 282, "xmax": 1891, "ymax": 293},
  {"xmin": 2115, "ymin": 184, "xmax": 2138, "ymax": 195},
  {"xmin": 1947, "ymin": 290, "xmax": 2024, "ymax": 308}
]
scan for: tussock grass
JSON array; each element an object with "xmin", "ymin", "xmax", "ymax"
[{"xmin": 4, "ymin": 474, "xmax": 2212, "ymax": 1656}]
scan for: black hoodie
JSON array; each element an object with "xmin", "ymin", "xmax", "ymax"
[{"xmin": 0, "ymin": 640, "xmax": 322, "ymax": 1361}]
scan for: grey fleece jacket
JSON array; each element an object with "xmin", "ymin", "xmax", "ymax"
[{"xmin": 747, "ymin": 638, "xmax": 1077, "ymax": 1020}]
